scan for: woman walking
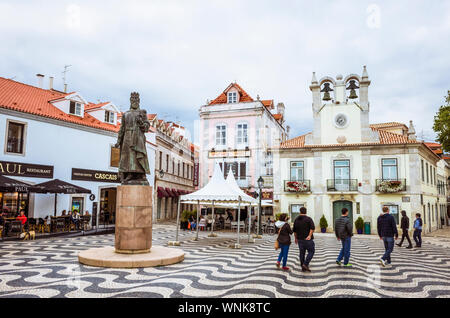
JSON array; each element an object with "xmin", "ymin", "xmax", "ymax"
[{"xmin": 275, "ymin": 213, "xmax": 293, "ymax": 271}]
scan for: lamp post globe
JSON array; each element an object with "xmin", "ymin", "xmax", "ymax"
[{"xmin": 257, "ymin": 176, "xmax": 264, "ymax": 236}]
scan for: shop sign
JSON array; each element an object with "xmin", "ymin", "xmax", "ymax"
[
  {"xmin": 0, "ymin": 160, "xmax": 53, "ymax": 178},
  {"xmin": 261, "ymin": 175, "xmax": 273, "ymax": 188},
  {"xmin": 72, "ymin": 168, "xmax": 119, "ymax": 183},
  {"xmin": 193, "ymin": 163, "xmax": 199, "ymax": 186},
  {"xmin": 261, "ymin": 191, "xmax": 273, "ymax": 200},
  {"xmin": 208, "ymin": 149, "xmax": 251, "ymax": 158}
]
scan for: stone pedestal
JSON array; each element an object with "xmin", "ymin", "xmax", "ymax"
[{"xmin": 115, "ymin": 185, "xmax": 152, "ymax": 254}]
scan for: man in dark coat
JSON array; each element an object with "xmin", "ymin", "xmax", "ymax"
[
  {"xmin": 115, "ymin": 92, "xmax": 151, "ymax": 185},
  {"xmin": 335, "ymin": 208, "xmax": 353, "ymax": 267},
  {"xmin": 377, "ymin": 206, "xmax": 398, "ymax": 267},
  {"xmin": 396, "ymin": 210, "xmax": 413, "ymax": 249},
  {"xmin": 293, "ymin": 207, "xmax": 315, "ymax": 272}
]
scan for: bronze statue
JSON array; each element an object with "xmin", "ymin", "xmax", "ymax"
[{"xmin": 115, "ymin": 92, "xmax": 151, "ymax": 185}]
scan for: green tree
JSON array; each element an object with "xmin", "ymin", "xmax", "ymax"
[{"xmin": 433, "ymin": 91, "xmax": 450, "ymax": 152}]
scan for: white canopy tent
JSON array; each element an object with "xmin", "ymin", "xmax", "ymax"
[{"xmin": 171, "ymin": 162, "xmax": 256, "ymax": 248}]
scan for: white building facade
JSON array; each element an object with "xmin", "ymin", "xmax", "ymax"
[
  {"xmin": 0, "ymin": 75, "xmax": 156, "ymax": 225},
  {"xmin": 273, "ymin": 67, "xmax": 448, "ymax": 234}
]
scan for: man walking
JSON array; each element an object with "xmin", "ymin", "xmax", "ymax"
[
  {"xmin": 377, "ymin": 206, "xmax": 398, "ymax": 267},
  {"xmin": 293, "ymin": 207, "xmax": 315, "ymax": 272},
  {"xmin": 413, "ymin": 213, "xmax": 423, "ymax": 247},
  {"xmin": 396, "ymin": 210, "xmax": 413, "ymax": 249},
  {"xmin": 335, "ymin": 208, "xmax": 353, "ymax": 267}
]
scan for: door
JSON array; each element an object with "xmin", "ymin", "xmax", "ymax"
[
  {"xmin": 333, "ymin": 201, "xmax": 353, "ymax": 229},
  {"xmin": 334, "ymin": 160, "xmax": 350, "ymax": 191}
]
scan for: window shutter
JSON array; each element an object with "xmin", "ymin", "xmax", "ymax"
[{"xmin": 240, "ymin": 162, "xmax": 246, "ymax": 178}]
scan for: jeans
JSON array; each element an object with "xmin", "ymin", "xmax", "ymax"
[
  {"xmin": 190, "ymin": 222, "xmax": 197, "ymax": 230},
  {"xmin": 337, "ymin": 237, "xmax": 351, "ymax": 265},
  {"xmin": 398, "ymin": 229, "xmax": 412, "ymax": 247},
  {"xmin": 382, "ymin": 237, "xmax": 395, "ymax": 264},
  {"xmin": 298, "ymin": 240, "xmax": 315, "ymax": 266},
  {"xmin": 413, "ymin": 229, "xmax": 422, "ymax": 247},
  {"xmin": 277, "ymin": 244, "xmax": 290, "ymax": 267}
]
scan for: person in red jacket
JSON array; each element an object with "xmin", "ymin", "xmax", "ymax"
[{"xmin": 16, "ymin": 210, "xmax": 27, "ymax": 225}]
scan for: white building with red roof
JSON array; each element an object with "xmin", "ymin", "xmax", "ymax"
[
  {"xmin": 199, "ymin": 82, "xmax": 288, "ymax": 219},
  {"xmin": 0, "ymin": 75, "xmax": 156, "ymax": 225},
  {"xmin": 273, "ymin": 67, "xmax": 449, "ymax": 234}
]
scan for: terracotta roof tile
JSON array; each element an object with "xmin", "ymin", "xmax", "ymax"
[
  {"xmin": 0, "ymin": 77, "xmax": 119, "ymax": 132},
  {"xmin": 85, "ymin": 101, "xmax": 110, "ymax": 111},
  {"xmin": 369, "ymin": 122, "xmax": 407, "ymax": 129},
  {"xmin": 208, "ymin": 82, "xmax": 254, "ymax": 105}
]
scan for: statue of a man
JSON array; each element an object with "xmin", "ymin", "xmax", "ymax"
[{"xmin": 114, "ymin": 92, "xmax": 151, "ymax": 185}]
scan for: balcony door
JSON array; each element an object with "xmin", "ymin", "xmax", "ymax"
[{"xmin": 334, "ymin": 160, "xmax": 350, "ymax": 191}]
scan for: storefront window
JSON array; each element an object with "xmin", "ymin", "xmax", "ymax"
[
  {"xmin": 0, "ymin": 192, "xmax": 28, "ymax": 217},
  {"xmin": 100, "ymin": 188, "xmax": 116, "ymax": 226}
]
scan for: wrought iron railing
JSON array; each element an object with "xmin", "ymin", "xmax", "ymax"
[
  {"xmin": 376, "ymin": 179, "xmax": 406, "ymax": 193},
  {"xmin": 327, "ymin": 179, "xmax": 358, "ymax": 192},
  {"xmin": 284, "ymin": 180, "xmax": 311, "ymax": 192}
]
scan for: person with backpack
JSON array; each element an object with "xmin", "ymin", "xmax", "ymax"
[
  {"xmin": 377, "ymin": 206, "xmax": 398, "ymax": 267},
  {"xmin": 335, "ymin": 208, "xmax": 353, "ymax": 267},
  {"xmin": 396, "ymin": 210, "xmax": 413, "ymax": 249},
  {"xmin": 275, "ymin": 213, "xmax": 293, "ymax": 271},
  {"xmin": 413, "ymin": 213, "xmax": 423, "ymax": 247}
]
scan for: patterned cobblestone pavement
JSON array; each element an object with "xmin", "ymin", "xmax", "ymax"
[{"xmin": 0, "ymin": 226, "xmax": 449, "ymax": 298}]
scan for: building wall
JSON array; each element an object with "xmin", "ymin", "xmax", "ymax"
[{"xmin": 0, "ymin": 109, "xmax": 155, "ymax": 220}]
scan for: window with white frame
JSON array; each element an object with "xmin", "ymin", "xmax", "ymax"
[
  {"xmin": 6, "ymin": 121, "xmax": 26, "ymax": 154},
  {"xmin": 215, "ymin": 124, "xmax": 226, "ymax": 146},
  {"xmin": 69, "ymin": 101, "xmax": 82, "ymax": 116},
  {"xmin": 290, "ymin": 204, "xmax": 305, "ymax": 221},
  {"xmin": 290, "ymin": 161, "xmax": 304, "ymax": 181},
  {"xmin": 384, "ymin": 205, "xmax": 399, "ymax": 224},
  {"xmin": 104, "ymin": 110, "xmax": 115, "ymax": 124},
  {"xmin": 236, "ymin": 123, "xmax": 248, "ymax": 145},
  {"xmin": 227, "ymin": 92, "xmax": 237, "ymax": 103},
  {"xmin": 381, "ymin": 158, "xmax": 398, "ymax": 180}
]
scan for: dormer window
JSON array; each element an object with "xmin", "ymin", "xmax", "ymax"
[
  {"xmin": 227, "ymin": 92, "xmax": 237, "ymax": 103},
  {"xmin": 104, "ymin": 110, "xmax": 115, "ymax": 124},
  {"xmin": 69, "ymin": 101, "xmax": 82, "ymax": 116}
]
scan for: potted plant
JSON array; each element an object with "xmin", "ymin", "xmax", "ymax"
[
  {"xmin": 355, "ymin": 217, "xmax": 364, "ymax": 234},
  {"xmin": 319, "ymin": 215, "xmax": 328, "ymax": 233}
]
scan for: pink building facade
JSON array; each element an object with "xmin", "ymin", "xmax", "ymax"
[{"xmin": 198, "ymin": 83, "xmax": 288, "ymax": 214}]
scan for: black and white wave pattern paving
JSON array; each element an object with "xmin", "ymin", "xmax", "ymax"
[{"xmin": 0, "ymin": 228, "xmax": 449, "ymax": 298}]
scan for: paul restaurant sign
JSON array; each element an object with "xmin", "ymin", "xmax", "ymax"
[{"xmin": 0, "ymin": 160, "xmax": 54, "ymax": 178}]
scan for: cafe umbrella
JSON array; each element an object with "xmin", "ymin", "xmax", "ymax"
[
  {"xmin": 29, "ymin": 179, "xmax": 91, "ymax": 216},
  {"xmin": 0, "ymin": 174, "xmax": 32, "ymax": 193}
]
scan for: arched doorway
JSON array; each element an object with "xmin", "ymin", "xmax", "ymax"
[{"xmin": 333, "ymin": 200, "xmax": 353, "ymax": 228}]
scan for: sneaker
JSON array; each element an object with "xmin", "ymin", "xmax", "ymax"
[
  {"xmin": 343, "ymin": 263, "xmax": 353, "ymax": 267},
  {"xmin": 282, "ymin": 266, "xmax": 290, "ymax": 271},
  {"xmin": 379, "ymin": 258, "xmax": 386, "ymax": 267},
  {"xmin": 276, "ymin": 262, "xmax": 281, "ymax": 268},
  {"xmin": 336, "ymin": 260, "xmax": 342, "ymax": 266}
]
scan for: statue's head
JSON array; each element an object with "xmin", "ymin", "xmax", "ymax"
[{"xmin": 130, "ymin": 92, "xmax": 140, "ymax": 110}]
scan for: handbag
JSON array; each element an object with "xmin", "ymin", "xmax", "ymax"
[{"xmin": 274, "ymin": 225, "xmax": 283, "ymax": 250}]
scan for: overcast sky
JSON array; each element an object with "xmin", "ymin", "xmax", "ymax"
[{"xmin": 1, "ymin": 0, "xmax": 449, "ymax": 143}]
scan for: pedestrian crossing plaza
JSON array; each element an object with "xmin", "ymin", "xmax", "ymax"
[{"xmin": 0, "ymin": 226, "xmax": 449, "ymax": 298}]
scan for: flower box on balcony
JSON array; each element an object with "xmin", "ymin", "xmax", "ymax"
[{"xmin": 285, "ymin": 180, "xmax": 310, "ymax": 192}]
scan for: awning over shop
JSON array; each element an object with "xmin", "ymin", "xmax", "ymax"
[
  {"xmin": 157, "ymin": 187, "xmax": 169, "ymax": 198},
  {"xmin": 0, "ymin": 175, "xmax": 32, "ymax": 193},
  {"xmin": 165, "ymin": 187, "xmax": 175, "ymax": 197}
]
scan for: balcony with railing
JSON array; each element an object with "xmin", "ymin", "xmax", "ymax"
[
  {"xmin": 375, "ymin": 179, "xmax": 407, "ymax": 193},
  {"xmin": 327, "ymin": 179, "xmax": 358, "ymax": 192},
  {"xmin": 284, "ymin": 180, "xmax": 311, "ymax": 193}
]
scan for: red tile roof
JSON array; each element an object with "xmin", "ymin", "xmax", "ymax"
[
  {"xmin": 369, "ymin": 122, "xmax": 407, "ymax": 129},
  {"xmin": 0, "ymin": 77, "xmax": 119, "ymax": 132},
  {"xmin": 261, "ymin": 99, "xmax": 274, "ymax": 109},
  {"xmin": 273, "ymin": 113, "xmax": 283, "ymax": 121},
  {"xmin": 85, "ymin": 101, "xmax": 110, "ymax": 111},
  {"xmin": 208, "ymin": 83, "xmax": 254, "ymax": 105},
  {"xmin": 280, "ymin": 127, "xmax": 419, "ymax": 149}
]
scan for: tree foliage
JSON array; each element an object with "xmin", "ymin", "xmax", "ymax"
[{"xmin": 433, "ymin": 91, "xmax": 450, "ymax": 152}]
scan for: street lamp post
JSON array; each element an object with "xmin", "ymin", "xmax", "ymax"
[{"xmin": 257, "ymin": 176, "xmax": 264, "ymax": 236}]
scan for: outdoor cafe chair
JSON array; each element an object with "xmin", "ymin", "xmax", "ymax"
[
  {"xmin": 28, "ymin": 218, "xmax": 37, "ymax": 231},
  {"xmin": 56, "ymin": 217, "xmax": 65, "ymax": 232},
  {"xmin": 9, "ymin": 220, "xmax": 23, "ymax": 238}
]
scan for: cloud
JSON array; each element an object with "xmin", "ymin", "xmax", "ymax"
[{"xmin": 0, "ymin": 0, "xmax": 449, "ymax": 143}]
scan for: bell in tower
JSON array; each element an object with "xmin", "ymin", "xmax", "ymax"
[
  {"xmin": 320, "ymin": 82, "xmax": 333, "ymax": 101},
  {"xmin": 346, "ymin": 80, "xmax": 359, "ymax": 99}
]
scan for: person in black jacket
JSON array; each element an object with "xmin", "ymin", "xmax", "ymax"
[
  {"xmin": 275, "ymin": 213, "xmax": 293, "ymax": 271},
  {"xmin": 377, "ymin": 206, "xmax": 398, "ymax": 267},
  {"xmin": 335, "ymin": 208, "xmax": 353, "ymax": 267},
  {"xmin": 396, "ymin": 210, "xmax": 412, "ymax": 249},
  {"xmin": 293, "ymin": 207, "xmax": 315, "ymax": 272}
]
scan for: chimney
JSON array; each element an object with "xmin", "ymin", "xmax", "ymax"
[
  {"xmin": 64, "ymin": 83, "xmax": 68, "ymax": 93},
  {"xmin": 49, "ymin": 76, "xmax": 54, "ymax": 90},
  {"xmin": 36, "ymin": 74, "xmax": 44, "ymax": 88},
  {"xmin": 407, "ymin": 120, "xmax": 416, "ymax": 141},
  {"xmin": 276, "ymin": 102, "xmax": 285, "ymax": 117}
]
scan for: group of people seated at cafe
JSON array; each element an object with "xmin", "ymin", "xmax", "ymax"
[{"xmin": 59, "ymin": 209, "xmax": 90, "ymax": 230}]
